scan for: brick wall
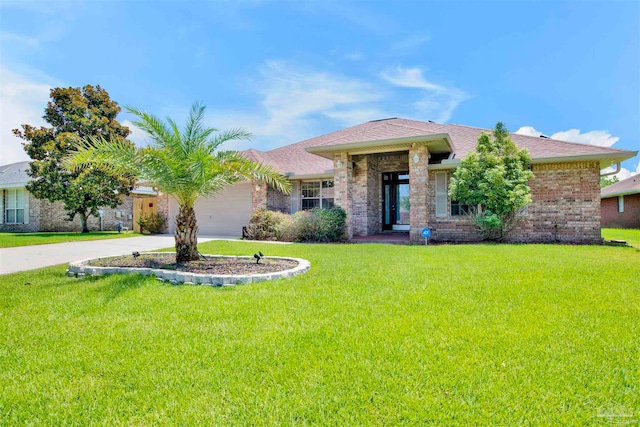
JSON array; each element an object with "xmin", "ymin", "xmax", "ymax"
[
  {"xmin": 334, "ymin": 153, "xmax": 353, "ymax": 238},
  {"xmin": 39, "ymin": 195, "xmax": 135, "ymax": 232},
  {"xmin": 267, "ymin": 185, "xmax": 290, "ymax": 213},
  {"xmin": 409, "ymin": 146, "xmax": 429, "ymax": 243},
  {"xmin": 252, "ymin": 180, "xmax": 267, "ymax": 211},
  {"xmin": 426, "ymin": 161, "xmax": 602, "ymax": 244},
  {"xmin": 351, "ymin": 152, "xmax": 409, "ymax": 236},
  {"xmin": 601, "ymin": 194, "xmax": 640, "ymax": 228}
]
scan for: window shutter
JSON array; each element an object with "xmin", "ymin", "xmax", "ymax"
[
  {"xmin": 435, "ymin": 172, "xmax": 447, "ymax": 217},
  {"xmin": 23, "ymin": 189, "xmax": 29, "ymax": 224},
  {"xmin": 0, "ymin": 190, "xmax": 4, "ymax": 224}
]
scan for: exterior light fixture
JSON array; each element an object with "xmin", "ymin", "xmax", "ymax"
[
  {"xmin": 413, "ymin": 153, "xmax": 420, "ymax": 164},
  {"xmin": 336, "ymin": 160, "xmax": 343, "ymax": 168}
]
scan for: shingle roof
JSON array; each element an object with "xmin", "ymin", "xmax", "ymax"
[
  {"xmin": 601, "ymin": 174, "xmax": 640, "ymax": 198},
  {"xmin": 0, "ymin": 161, "xmax": 30, "ymax": 187},
  {"xmin": 243, "ymin": 118, "xmax": 637, "ymax": 176}
]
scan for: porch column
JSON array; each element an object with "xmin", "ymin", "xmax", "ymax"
[
  {"xmin": 251, "ymin": 180, "xmax": 267, "ymax": 210},
  {"xmin": 409, "ymin": 146, "xmax": 429, "ymax": 243},
  {"xmin": 334, "ymin": 152, "xmax": 354, "ymax": 239}
]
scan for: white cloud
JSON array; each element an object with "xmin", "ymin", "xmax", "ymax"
[
  {"xmin": 210, "ymin": 61, "xmax": 387, "ymax": 150},
  {"xmin": 602, "ymin": 162, "xmax": 640, "ymax": 180},
  {"xmin": 390, "ymin": 35, "xmax": 430, "ymax": 54},
  {"xmin": 516, "ymin": 125, "xmax": 619, "ymax": 147},
  {"xmin": 0, "ymin": 66, "xmax": 54, "ymax": 165},
  {"xmin": 550, "ymin": 129, "xmax": 619, "ymax": 147},
  {"xmin": 515, "ymin": 126, "xmax": 544, "ymax": 137},
  {"xmin": 380, "ymin": 66, "xmax": 467, "ymax": 123},
  {"xmin": 121, "ymin": 120, "xmax": 150, "ymax": 146}
]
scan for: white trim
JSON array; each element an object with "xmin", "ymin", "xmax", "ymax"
[
  {"xmin": 618, "ymin": 195, "xmax": 624, "ymax": 213},
  {"xmin": 435, "ymin": 172, "xmax": 447, "ymax": 217},
  {"xmin": 23, "ymin": 191, "xmax": 29, "ymax": 224},
  {"xmin": 0, "ymin": 190, "xmax": 3, "ymax": 224}
]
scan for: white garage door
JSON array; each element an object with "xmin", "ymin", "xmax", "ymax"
[{"xmin": 169, "ymin": 182, "xmax": 252, "ymax": 237}]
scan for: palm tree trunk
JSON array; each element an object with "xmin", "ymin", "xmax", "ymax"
[{"xmin": 175, "ymin": 205, "xmax": 199, "ymax": 262}]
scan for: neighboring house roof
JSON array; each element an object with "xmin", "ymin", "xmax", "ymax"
[
  {"xmin": 0, "ymin": 161, "xmax": 30, "ymax": 188},
  {"xmin": 601, "ymin": 174, "xmax": 640, "ymax": 198},
  {"xmin": 243, "ymin": 118, "xmax": 637, "ymax": 177},
  {"xmin": 0, "ymin": 160, "xmax": 154, "ymax": 195}
]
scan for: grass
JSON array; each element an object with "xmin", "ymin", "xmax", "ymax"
[
  {"xmin": 1, "ymin": 241, "xmax": 638, "ymax": 425},
  {"xmin": 602, "ymin": 228, "xmax": 640, "ymax": 248},
  {"xmin": 0, "ymin": 231, "xmax": 142, "ymax": 248}
]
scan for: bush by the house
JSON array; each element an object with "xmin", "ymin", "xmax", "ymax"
[
  {"xmin": 245, "ymin": 209, "xmax": 292, "ymax": 241},
  {"xmin": 137, "ymin": 212, "xmax": 167, "ymax": 234},
  {"xmin": 246, "ymin": 207, "xmax": 346, "ymax": 243}
]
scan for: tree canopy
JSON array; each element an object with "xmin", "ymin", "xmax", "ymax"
[
  {"xmin": 13, "ymin": 85, "xmax": 135, "ymax": 232},
  {"xmin": 66, "ymin": 102, "xmax": 291, "ymax": 262},
  {"xmin": 449, "ymin": 122, "xmax": 534, "ymax": 240}
]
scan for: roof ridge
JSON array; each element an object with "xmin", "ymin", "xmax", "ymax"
[{"xmin": 386, "ymin": 120, "xmax": 447, "ymax": 134}]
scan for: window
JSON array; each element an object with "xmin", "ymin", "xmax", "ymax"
[
  {"xmin": 5, "ymin": 189, "xmax": 26, "ymax": 224},
  {"xmin": 301, "ymin": 180, "xmax": 334, "ymax": 210},
  {"xmin": 435, "ymin": 172, "xmax": 447, "ymax": 217},
  {"xmin": 618, "ymin": 195, "xmax": 624, "ymax": 213},
  {"xmin": 450, "ymin": 200, "xmax": 471, "ymax": 216}
]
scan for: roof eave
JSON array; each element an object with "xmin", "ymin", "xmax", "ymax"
[
  {"xmin": 305, "ymin": 133, "xmax": 455, "ymax": 159},
  {"xmin": 601, "ymin": 189, "xmax": 640, "ymax": 198}
]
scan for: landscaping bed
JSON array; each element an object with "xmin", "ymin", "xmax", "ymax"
[
  {"xmin": 89, "ymin": 253, "xmax": 298, "ymax": 275},
  {"xmin": 67, "ymin": 252, "xmax": 310, "ymax": 285}
]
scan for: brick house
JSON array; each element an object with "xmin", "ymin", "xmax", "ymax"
[
  {"xmin": 0, "ymin": 161, "xmax": 138, "ymax": 232},
  {"xmin": 601, "ymin": 175, "xmax": 640, "ymax": 229},
  {"xmin": 163, "ymin": 118, "xmax": 637, "ymax": 244}
]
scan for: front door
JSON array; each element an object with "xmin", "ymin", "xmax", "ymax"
[{"xmin": 382, "ymin": 172, "xmax": 410, "ymax": 231}]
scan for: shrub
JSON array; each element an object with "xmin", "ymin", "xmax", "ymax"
[
  {"xmin": 246, "ymin": 207, "xmax": 347, "ymax": 243},
  {"xmin": 245, "ymin": 209, "xmax": 291, "ymax": 241},
  {"xmin": 137, "ymin": 212, "xmax": 167, "ymax": 234}
]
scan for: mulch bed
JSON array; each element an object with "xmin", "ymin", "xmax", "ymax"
[{"xmin": 89, "ymin": 253, "xmax": 298, "ymax": 275}]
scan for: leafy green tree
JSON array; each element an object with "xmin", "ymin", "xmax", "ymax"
[
  {"xmin": 600, "ymin": 175, "xmax": 619, "ymax": 188},
  {"xmin": 66, "ymin": 103, "xmax": 291, "ymax": 262},
  {"xmin": 13, "ymin": 85, "xmax": 135, "ymax": 233},
  {"xmin": 449, "ymin": 122, "xmax": 534, "ymax": 241}
]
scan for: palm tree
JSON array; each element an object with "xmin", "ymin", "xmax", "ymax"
[{"xmin": 65, "ymin": 103, "xmax": 290, "ymax": 262}]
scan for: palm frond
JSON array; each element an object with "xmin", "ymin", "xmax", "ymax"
[{"xmin": 64, "ymin": 135, "xmax": 139, "ymax": 178}]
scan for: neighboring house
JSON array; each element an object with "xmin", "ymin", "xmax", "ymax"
[
  {"xmin": 0, "ymin": 161, "xmax": 143, "ymax": 232},
  {"xmin": 601, "ymin": 175, "xmax": 640, "ymax": 229},
  {"xmin": 164, "ymin": 118, "xmax": 636, "ymax": 244}
]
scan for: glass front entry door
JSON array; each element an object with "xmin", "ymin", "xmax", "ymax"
[{"xmin": 382, "ymin": 172, "xmax": 410, "ymax": 231}]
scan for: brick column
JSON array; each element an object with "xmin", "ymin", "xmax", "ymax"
[
  {"xmin": 334, "ymin": 152, "xmax": 354, "ymax": 239},
  {"xmin": 409, "ymin": 146, "xmax": 429, "ymax": 243},
  {"xmin": 251, "ymin": 180, "xmax": 267, "ymax": 210}
]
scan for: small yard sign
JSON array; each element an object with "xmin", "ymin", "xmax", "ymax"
[{"xmin": 422, "ymin": 227, "xmax": 431, "ymax": 245}]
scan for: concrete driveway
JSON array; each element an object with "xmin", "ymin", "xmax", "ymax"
[{"xmin": 0, "ymin": 234, "xmax": 233, "ymax": 275}]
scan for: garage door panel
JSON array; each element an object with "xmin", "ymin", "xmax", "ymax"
[{"xmin": 191, "ymin": 183, "xmax": 252, "ymax": 236}]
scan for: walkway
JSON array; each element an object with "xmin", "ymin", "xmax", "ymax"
[{"xmin": 0, "ymin": 234, "xmax": 234, "ymax": 275}]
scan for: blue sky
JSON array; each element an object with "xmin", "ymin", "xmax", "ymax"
[{"xmin": 1, "ymin": 0, "xmax": 639, "ymax": 177}]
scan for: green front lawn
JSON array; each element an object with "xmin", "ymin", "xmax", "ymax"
[
  {"xmin": 1, "ymin": 241, "xmax": 638, "ymax": 425},
  {"xmin": 0, "ymin": 231, "xmax": 142, "ymax": 248},
  {"xmin": 603, "ymin": 228, "xmax": 640, "ymax": 248}
]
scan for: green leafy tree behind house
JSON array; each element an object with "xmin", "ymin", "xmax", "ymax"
[
  {"xmin": 449, "ymin": 122, "xmax": 534, "ymax": 241},
  {"xmin": 600, "ymin": 175, "xmax": 619, "ymax": 188},
  {"xmin": 66, "ymin": 103, "xmax": 291, "ymax": 262},
  {"xmin": 13, "ymin": 85, "xmax": 135, "ymax": 233}
]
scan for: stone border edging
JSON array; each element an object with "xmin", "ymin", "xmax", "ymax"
[{"xmin": 66, "ymin": 252, "xmax": 310, "ymax": 286}]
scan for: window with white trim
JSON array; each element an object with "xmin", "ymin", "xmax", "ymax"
[
  {"xmin": 618, "ymin": 195, "xmax": 624, "ymax": 213},
  {"xmin": 435, "ymin": 172, "xmax": 448, "ymax": 217},
  {"xmin": 5, "ymin": 189, "xmax": 26, "ymax": 224},
  {"xmin": 301, "ymin": 180, "xmax": 334, "ymax": 210}
]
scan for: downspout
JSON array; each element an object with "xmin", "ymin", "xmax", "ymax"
[{"xmin": 600, "ymin": 162, "xmax": 621, "ymax": 177}]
